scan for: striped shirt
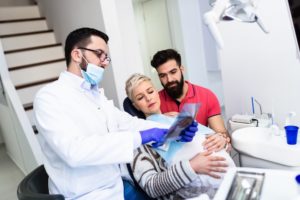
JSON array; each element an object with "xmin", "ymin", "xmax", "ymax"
[{"xmin": 131, "ymin": 145, "xmax": 198, "ymax": 199}]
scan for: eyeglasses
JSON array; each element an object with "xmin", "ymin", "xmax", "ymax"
[{"xmin": 78, "ymin": 47, "xmax": 111, "ymax": 63}]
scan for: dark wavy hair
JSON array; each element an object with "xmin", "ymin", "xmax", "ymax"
[{"xmin": 150, "ymin": 49, "xmax": 181, "ymax": 69}]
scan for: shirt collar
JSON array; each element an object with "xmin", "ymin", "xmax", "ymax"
[{"xmin": 185, "ymin": 81, "xmax": 195, "ymax": 99}]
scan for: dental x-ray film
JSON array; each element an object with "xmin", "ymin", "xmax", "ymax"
[{"xmin": 165, "ymin": 103, "xmax": 200, "ymax": 141}]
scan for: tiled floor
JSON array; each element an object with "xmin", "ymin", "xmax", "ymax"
[{"xmin": 0, "ymin": 144, "xmax": 24, "ymax": 200}]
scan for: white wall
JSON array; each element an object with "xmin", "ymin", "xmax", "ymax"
[
  {"xmin": 38, "ymin": 0, "xmax": 105, "ymax": 46},
  {"xmin": 219, "ymin": 0, "xmax": 300, "ymax": 128},
  {"xmin": 100, "ymin": 0, "xmax": 144, "ymax": 107},
  {"xmin": 170, "ymin": 0, "xmax": 224, "ymax": 106},
  {"xmin": 133, "ymin": 0, "xmax": 173, "ymax": 90},
  {"xmin": 37, "ymin": 0, "xmax": 144, "ymax": 108}
]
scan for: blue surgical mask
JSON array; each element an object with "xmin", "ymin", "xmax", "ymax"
[{"xmin": 81, "ymin": 62, "xmax": 104, "ymax": 87}]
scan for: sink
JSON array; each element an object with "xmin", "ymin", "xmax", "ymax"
[{"xmin": 232, "ymin": 127, "xmax": 300, "ymax": 167}]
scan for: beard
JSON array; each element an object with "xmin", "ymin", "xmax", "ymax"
[{"xmin": 163, "ymin": 74, "xmax": 184, "ymax": 99}]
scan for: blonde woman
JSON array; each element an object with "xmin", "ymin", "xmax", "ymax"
[{"xmin": 125, "ymin": 73, "xmax": 235, "ymax": 200}]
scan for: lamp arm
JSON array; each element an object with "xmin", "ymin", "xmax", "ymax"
[{"xmin": 204, "ymin": 0, "xmax": 230, "ymax": 49}]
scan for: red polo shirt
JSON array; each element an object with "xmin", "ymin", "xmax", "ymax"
[{"xmin": 159, "ymin": 81, "xmax": 221, "ymax": 126}]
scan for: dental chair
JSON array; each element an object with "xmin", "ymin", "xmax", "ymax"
[
  {"xmin": 123, "ymin": 97, "xmax": 146, "ymax": 119},
  {"xmin": 17, "ymin": 165, "xmax": 64, "ymax": 200},
  {"xmin": 123, "ymin": 97, "xmax": 155, "ymax": 200}
]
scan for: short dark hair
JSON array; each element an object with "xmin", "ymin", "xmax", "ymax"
[
  {"xmin": 150, "ymin": 49, "xmax": 181, "ymax": 69},
  {"xmin": 64, "ymin": 27, "xmax": 109, "ymax": 66}
]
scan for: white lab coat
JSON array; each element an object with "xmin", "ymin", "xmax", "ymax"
[{"xmin": 33, "ymin": 71, "xmax": 164, "ymax": 200}]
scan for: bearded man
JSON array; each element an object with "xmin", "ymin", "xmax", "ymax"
[{"xmin": 151, "ymin": 49, "xmax": 231, "ymax": 151}]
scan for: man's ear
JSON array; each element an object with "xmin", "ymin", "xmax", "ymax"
[{"xmin": 71, "ymin": 49, "xmax": 82, "ymax": 63}]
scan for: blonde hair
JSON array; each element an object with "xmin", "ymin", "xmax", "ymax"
[{"xmin": 125, "ymin": 73, "xmax": 151, "ymax": 101}]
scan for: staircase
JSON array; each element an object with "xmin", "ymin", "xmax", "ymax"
[{"xmin": 0, "ymin": 5, "xmax": 65, "ymax": 126}]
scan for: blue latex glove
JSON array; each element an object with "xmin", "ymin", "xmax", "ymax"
[
  {"xmin": 140, "ymin": 128, "xmax": 168, "ymax": 146},
  {"xmin": 179, "ymin": 120, "xmax": 198, "ymax": 142}
]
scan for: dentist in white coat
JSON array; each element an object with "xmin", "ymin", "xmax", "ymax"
[{"xmin": 33, "ymin": 28, "xmax": 198, "ymax": 200}]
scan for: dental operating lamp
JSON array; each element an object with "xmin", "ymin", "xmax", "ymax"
[{"xmin": 204, "ymin": 0, "xmax": 269, "ymax": 48}]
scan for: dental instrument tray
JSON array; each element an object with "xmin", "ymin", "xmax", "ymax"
[{"xmin": 226, "ymin": 171, "xmax": 265, "ymax": 200}]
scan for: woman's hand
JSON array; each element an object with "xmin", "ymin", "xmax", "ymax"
[
  {"xmin": 202, "ymin": 133, "xmax": 227, "ymax": 152},
  {"xmin": 189, "ymin": 151, "xmax": 228, "ymax": 179}
]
